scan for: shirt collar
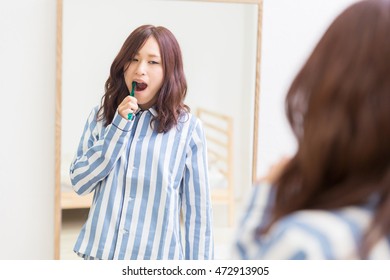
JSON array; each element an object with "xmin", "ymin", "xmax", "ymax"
[
  {"xmin": 148, "ymin": 107, "xmax": 158, "ymax": 117},
  {"xmin": 135, "ymin": 106, "xmax": 158, "ymax": 117}
]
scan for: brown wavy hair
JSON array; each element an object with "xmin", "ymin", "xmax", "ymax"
[
  {"xmin": 261, "ymin": 0, "xmax": 390, "ymax": 258},
  {"xmin": 97, "ymin": 25, "xmax": 189, "ymax": 132}
]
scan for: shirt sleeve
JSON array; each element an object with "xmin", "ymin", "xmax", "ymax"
[
  {"xmin": 181, "ymin": 119, "xmax": 214, "ymax": 259},
  {"xmin": 69, "ymin": 107, "xmax": 134, "ymax": 195},
  {"xmin": 232, "ymin": 182, "xmax": 275, "ymax": 259}
]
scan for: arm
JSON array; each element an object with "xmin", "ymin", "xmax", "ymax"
[
  {"xmin": 181, "ymin": 119, "xmax": 214, "ymax": 259},
  {"xmin": 235, "ymin": 194, "xmax": 329, "ymax": 260},
  {"xmin": 232, "ymin": 183, "xmax": 275, "ymax": 259},
  {"xmin": 69, "ymin": 107, "xmax": 133, "ymax": 195},
  {"xmin": 233, "ymin": 157, "xmax": 324, "ymax": 260}
]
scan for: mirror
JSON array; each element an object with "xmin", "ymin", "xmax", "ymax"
[{"xmin": 55, "ymin": 0, "xmax": 262, "ymax": 259}]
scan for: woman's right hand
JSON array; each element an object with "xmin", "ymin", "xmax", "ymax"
[{"xmin": 118, "ymin": 95, "xmax": 139, "ymax": 120}]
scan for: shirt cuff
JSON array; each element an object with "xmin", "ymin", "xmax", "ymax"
[{"xmin": 111, "ymin": 110, "xmax": 133, "ymax": 132}]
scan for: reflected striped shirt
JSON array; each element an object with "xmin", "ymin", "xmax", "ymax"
[
  {"xmin": 70, "ymin": 106, "xmax": 214, "ymax": 260},
  {"xmin": 233, "ymin": 183, "xmax": 390, "ymax": 259}
]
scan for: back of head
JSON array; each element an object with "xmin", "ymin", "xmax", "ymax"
[
  {"xmin": 285, "ymin": 0, "xmax": 390, "ymax": 197},
  {"xmin": 270, "ymin": 0, "xmax": 390, "ymax": 256}
]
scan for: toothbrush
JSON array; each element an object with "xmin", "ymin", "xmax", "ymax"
[{"xmin": 127, "ymin": 81, "xmax": 136, "ymax": 120}]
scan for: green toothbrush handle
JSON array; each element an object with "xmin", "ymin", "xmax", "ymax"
[{"xmin": 127, "ymin": 82, "xmax": 136, "ymax": 120}]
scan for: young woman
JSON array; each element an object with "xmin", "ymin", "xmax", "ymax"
[
  {"xmin": 234, "ymin": 0, "xmax": 390, "ymax": 259},
  {"xmin": 70, "ymin": 25, "xmax": 213, "ymax": 260}
]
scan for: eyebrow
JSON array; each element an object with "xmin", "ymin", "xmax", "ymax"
[{"xmin": 135, "ymin": 53, "xmax": 161, "ymax": 59}]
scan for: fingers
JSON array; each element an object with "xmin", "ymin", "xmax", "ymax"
[{"xmin": 118, "ymin": 96, "xmax": 139, "ymax": 120}]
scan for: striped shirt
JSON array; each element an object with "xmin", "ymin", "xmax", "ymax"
[
  {"xmin": 233, "ymin": 183, "xmax": 390, "ymax": 259},
  {"xmin": 70, "ymin": 106, "xmax": 214, "ymax": 260}
]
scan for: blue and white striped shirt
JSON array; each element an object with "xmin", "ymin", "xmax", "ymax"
[
  {"xmin": 233, "ymin": 183, "xmax": 390, "ymax": 259},
  {"xmin": 70, "ymin": 106, "xmax": 214, "ymax": 260}
]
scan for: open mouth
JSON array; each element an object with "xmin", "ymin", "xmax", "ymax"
[{"xmin": 135, "ymin": 82, "xmax": 147, "ymax": 91}]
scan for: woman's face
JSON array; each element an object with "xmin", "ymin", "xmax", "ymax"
[{"xmin": 124, "ymin": 36, "xmax": 164, "ymax": 110}]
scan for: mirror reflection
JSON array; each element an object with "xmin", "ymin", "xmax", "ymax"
[{"xmin": 57, "ymin": 0, "xmax": 260, "ymax": 259}]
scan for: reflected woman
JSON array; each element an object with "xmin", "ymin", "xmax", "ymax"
[
  {"xmin": 70, "ymin": 25, "xmax": 213, "ymax": 260},
  {"xmin": 234, "ymin": 0, "xmax": 390, "ymax": 259}
]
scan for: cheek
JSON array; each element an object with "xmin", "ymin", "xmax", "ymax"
[
  {"xmin": 152, "ymin": 79, "xmax": 163, "ymax": 94},
  {"xmin": 154, "ymin": 70, "xmax": 164, "ymax": 87},
  {"xmin": 123, "ymin": 70, "xmax": 132, "ymax": 86}
]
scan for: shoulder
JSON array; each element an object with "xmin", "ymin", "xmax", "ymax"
[
  {"xmin": 260, "ymin": 206, "xmax": 373, "ymax": 259},
  {"xmin": 239, "ymin": 183, "xmax": 274, "ymax": 227},
  {"xmin": 86, "ymin": 105, "xmax": 100, "ymax": 122},
  {"xmin": 178, "ymin": 111, "xmax": 198, "ymax": 124},
  {"xmin": 177, "ymin": 111, "xmax": 202, "ymax": 133},
  {"xmin": 83, "ymin": 105, "xmax": 105, "ymax": 135}
]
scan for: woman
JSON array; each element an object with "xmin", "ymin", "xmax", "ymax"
[
  {"xmin": 234, "ymin": 0, "xmax": 390, "ymax": 259},
  {"xmin": 70, "ymin": 25, "xmax": 213, "ymax": 260}
]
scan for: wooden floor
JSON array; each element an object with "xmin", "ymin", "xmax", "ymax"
[{"xmin": 60, "ymin": 205, "xmax": 239, "ymax": 260}]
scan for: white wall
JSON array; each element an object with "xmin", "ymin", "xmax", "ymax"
[
  {"xmin": 0, "ymin": 0, "xmax": 56, "ymax": 259},
  {"xmin": 257, "ymin": 0, "xmax": 359, "ymax": 177}
]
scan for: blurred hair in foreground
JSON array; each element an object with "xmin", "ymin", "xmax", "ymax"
[{"xmin": 235, "ymin": 0, "xmax": 390, "ymax": 260}]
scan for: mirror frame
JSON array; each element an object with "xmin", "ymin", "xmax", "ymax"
[{"xmin": 54, "ymin": 0, "xmax": 263, "ymax": 259}]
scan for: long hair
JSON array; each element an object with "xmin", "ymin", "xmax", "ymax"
[
  {"xmin": 261, "ymin": 0, "xmax": 390, "ymax": 257},
  {"xmin": 97, "ymin": 25, "xmax": 189, "ymax": 132}
]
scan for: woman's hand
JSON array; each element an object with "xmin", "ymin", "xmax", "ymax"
[{"xmin": 118, "ymin": 96, "xmax": 139, "ymax": 120}]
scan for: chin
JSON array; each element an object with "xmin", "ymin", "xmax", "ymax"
[{"xmin": 138, "ymin": 102, "xmax": 152, "ymax": 110}]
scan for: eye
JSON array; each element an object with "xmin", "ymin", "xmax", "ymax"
[
  {"xmin": 131, "ymin": 58, "xmax": 139, "ymax": 62},
  {"xmin": 149, "ymin": 61, "xmax": 159, "ymax": 65}
]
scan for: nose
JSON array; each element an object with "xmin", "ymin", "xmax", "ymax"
[{"xmin": 135, "ymin": 61, "xmax": 146, "ymax": 76}]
